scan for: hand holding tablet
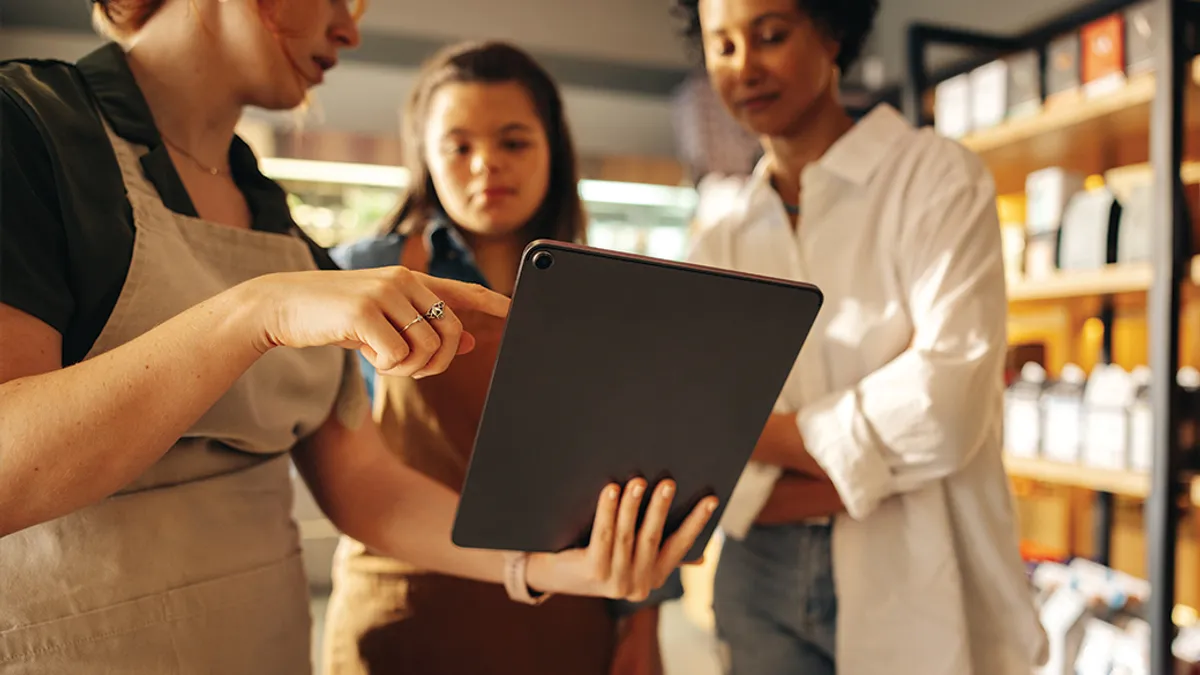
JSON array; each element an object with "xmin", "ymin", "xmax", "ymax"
[
  {"xmin": 522, "ymin": 477, "xmax": 718, "ymax": 602},
  {"xmin": 454, "ymin": 240, "xmax": 823, "ymax": 575}
]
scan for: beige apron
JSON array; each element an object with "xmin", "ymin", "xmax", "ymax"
[
  {"xmin": 0, "ymin": 121, "xmax": 362, "ymax": 674},
  {"xmin": 320, "ymin": 236, "xmax": 615, "ymax": 675}
]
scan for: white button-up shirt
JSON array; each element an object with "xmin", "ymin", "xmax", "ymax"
[{"xmin": 689, "ymin": 105, "xmax": 1049, "ymax": 675}]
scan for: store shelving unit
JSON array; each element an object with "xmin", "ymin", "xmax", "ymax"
[
  {"xmin": 907, "ymin": 1, "xmax": 1197, "ymax": 671},
  {"xmin": 1006, "ymin": 255, "xmax": 1200, "ymax": 301},
  {"xmin": 1004, "ymin": 454, "xmax": 1200, "ymax": 502}
]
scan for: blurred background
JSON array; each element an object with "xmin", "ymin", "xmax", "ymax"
[{"xmin": 5, "ymin": 0, "xmax": 1200, "ymax": 671}]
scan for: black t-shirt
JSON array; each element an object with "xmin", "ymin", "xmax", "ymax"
[{"xmin": 0, "ymin": 43, "xmax": 337, "ymax": 366}]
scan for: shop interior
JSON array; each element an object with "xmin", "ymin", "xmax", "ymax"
[{"xmin": 5, "ymin": 0, "xmax": 1200, "ymax": 671}]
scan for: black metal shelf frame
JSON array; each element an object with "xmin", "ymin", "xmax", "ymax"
[{"xmin": 904, "ymin": 1, "xmax": 1193, "ymax": 672}]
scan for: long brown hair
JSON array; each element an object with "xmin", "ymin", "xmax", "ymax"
[{"xmin": 385, "ymin": 40, "xmax": 587, "ymax": 245}]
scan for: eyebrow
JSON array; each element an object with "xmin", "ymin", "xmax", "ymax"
[
  {"xmin": 705, "ymin": 11, "xmax": 794, "ymax": 36},
  {"xmin": 442, "ymin": 122, "xmax": 536, "ymax": 138}
]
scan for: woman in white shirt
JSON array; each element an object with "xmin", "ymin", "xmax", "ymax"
[{"xmin": 674, "ymin": 0, "xmax": 1049, "ymax": 673}]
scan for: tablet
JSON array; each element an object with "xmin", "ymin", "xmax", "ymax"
[{"xmin": 451, "ymin": 240, "xmax": 824, "ymax": 562}]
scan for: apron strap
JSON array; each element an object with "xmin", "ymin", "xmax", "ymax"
[{"xmin": 97, "ymin": 118, "xmax": 162, "ymax": 205}]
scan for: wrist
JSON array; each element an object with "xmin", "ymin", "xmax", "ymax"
[
  {"xmin": 222, "ymin": 278, "xmax": 277, "ymax": 356},
  {"xmin": 504, "ymin": 552, "xmax": 553, "ymax": 605},
  {"xmin": 524, "ymin": 552, "xmax": 555, "ymax": 595}
]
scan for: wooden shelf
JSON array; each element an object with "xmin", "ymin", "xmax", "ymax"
[
  {"xmin": 1005, "ymin": 455, "xmax": 1200, "ymax": 505},
  {"xmin": 1006, "ymin": 256, "xmax": 1200, "ymax": 303},
  {"xmin": 964, "ymin": 72, "xmax": 1159, "ymax": 155},
  {"xmin": 959, "ymin": 63, "xmax": 1200, "ymax": 195},
  {"xmin": 1005, "ymin": 454, "xmax": 1153, "ymax": 497}
]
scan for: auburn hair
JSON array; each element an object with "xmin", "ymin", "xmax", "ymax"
[{"xmin": 91, "ymin": 0, "xmax": 367, "ymax": 40}]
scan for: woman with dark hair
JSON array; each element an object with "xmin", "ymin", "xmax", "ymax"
[
  {"xmin": 322, "ymin": 40, "xmax": 679, "ymax": 675},
  {"xmin": 0, "ymin": 2, "xmax": 715, "ymax": 672},
  {"xmin": 672, "ymin": 0, "xmax": 1048, "ymax": 674}
]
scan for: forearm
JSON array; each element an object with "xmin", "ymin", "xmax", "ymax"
[
  {"xmin": 754, "ymin": 472, "xmax": 844, "ymax": 526},
  {"xmin": 293, "ymin": 419, "xmax": 508, "ymax": 586},
  {"xmin": 0, "ymin": 285, "xmax": 265, "ymax": 537},
  {"xmin": 750, "ymin": 412, "xmax": 823, "ymax": 476}
]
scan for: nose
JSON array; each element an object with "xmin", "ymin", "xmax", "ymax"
[
  {"xmin": 470, "ymin": 145, "xmax": 501, "ymax": 176},
  {"xmin": 730, "ymin": 42, "xmax": 764, "ymax": 85},
  {"xmin": 329, "ymin": 3, "xmax": 362, "ymax": 49}
]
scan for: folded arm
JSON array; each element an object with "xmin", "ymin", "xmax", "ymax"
[{"xmin": 794, "ymin": 178, "xmax": 1008, "ymax": 520}]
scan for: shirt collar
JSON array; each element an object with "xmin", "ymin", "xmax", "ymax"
[
  {"xmin": 424, "ymin": 215, "xmax": 481, "ymax": 264},
  {"xmin": 76, "ymin": 42, "xmax": 161, "ymax": 149},
  {"xmin": 749, "ymin": 103, "xmax": 914, "ymax": 193},
  {"xmin": 816, "ymin": 104, "xmax": 912, "ymax": 186},
  {"xmin": 74, "ymin": 42, "xmax": 295, "ymax": 234}
]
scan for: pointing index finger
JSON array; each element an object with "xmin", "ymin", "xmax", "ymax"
[{"xmin": 418, "ymin": 274, "xmax": 511, "ymax": 319}]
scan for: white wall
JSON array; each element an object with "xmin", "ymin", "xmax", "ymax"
[
  {"xmin": 359, "ymin": 0, "xmax": 690, "ymax": 68},
  {"xmin": 0, "ymin": 28, "xmax": 681, "ymax": 157}
]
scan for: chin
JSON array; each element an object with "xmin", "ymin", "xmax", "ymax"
[
  {"xmin": 736, "ymin": 97, "xmax": 821, "ymax": 138},
  {"xmin": 249, "ymin": 83, "xmax": 309, "ymax": 112},
  {"xmin": 460, "ymin": 215, "xmax": 528, "ymax": 239}
]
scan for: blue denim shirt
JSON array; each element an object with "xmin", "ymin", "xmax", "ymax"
[{"xmin": 330, "ymin": 220, "xmax": 684, "ymax": 617}]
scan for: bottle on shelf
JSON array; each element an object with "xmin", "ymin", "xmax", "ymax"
[{"xmin": 1042, "ymin": 363, "xmax": 1088, "ymax": 464}]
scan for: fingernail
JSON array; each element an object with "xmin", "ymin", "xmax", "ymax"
[
  {"xmin": 706, "ymin": 499, "xmax": 718, "ymax": 513},
  {"xmin": 607, "ymin": 485, "xmax": 620, "ymax": 500},
  {"xmin": 660, "ymin": 483, "xmax": 675, "ymax": 499},
  {"xmin": 631, "ymin": 482, "xmax": 645, "ymax": 498}
]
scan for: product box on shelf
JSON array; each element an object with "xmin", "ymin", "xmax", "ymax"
[
  {"xmin": 1031, "ymin": 559, "xmax": 1155, "ymax": 675},
  {"xmin": 997, "ymin": 194, "xmax": 1027, "ymax": 283},
  {"xmin": 1129, "ymin": 367, "xmax": 1200, "ymax": 473},
  {"xmin": 1058, "ymin": 186, "xmax": 1122, "ymax": 271},
  {"xmin": 1006, "ymin": 50, "xmax": 1043, "ymax": 120},
  {"xmin": 1124, "ymin": 1, "xmax": 1157, "ymax": 76},
  {"xmin": 935, "ymin": 74, "xmax": 972, "ymax": 139},
  {"xmin": 1042, "ymin": 364, "xmax": 1088, "ymax": 464},
  {"xmin": 1024, "ymin": 230, "xmax": 1061, "ymax": 280},
  {"xmin": 1046, "ymin": 32, "xmax": 1084, "ymax": 104},
  {"xmin": 970, "ymin": 59, "xmax": 1009, "ymax": 131},
  {"xmin": 1129, "ymin": 366, "xmax": 1154, "ymax": 473},
  {"xmin": 1081, "ymin": 364, "xmax": 1138, "ymax": 471},
  {"xmin": 1081, "ymin": 14, "xmax": 1127, "ymax": 98},
  {"xmin": 1027, "ymin": 168, "xmax": 1087, "ymax": 235},
  {"xmin": 1118, "ymin": 182, "xmax": 1154, "ymax": 264},
  {"xmin": 1007, "ymin": 362, "xmax": 1049, "ymax": 458}
]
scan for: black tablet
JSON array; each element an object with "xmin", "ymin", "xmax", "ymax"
[{"xmin": 451, "ymin": 240, "xmax": 824, "ymax": 562}]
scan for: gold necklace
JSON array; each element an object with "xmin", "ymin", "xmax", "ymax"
[{"xmin": 160, "ymin": 134, "xmax": 230, "ymax": 177}]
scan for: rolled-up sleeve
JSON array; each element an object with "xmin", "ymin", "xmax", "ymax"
[{"xmin": 798, "ymin": 178, "xmax": 1008, "ymax": 521}]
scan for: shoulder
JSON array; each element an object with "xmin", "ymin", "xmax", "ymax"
[
  {"xmin": 1, "ymin": 56, "xmax": 115, "ymax": 189},
  {"xmin": 0, "ymin": 57, "xmax": 93, "ymax": 126},
  {"xmin": 883, "ymin": 124, "xmax": 994, "ymax": 199},
  {"xmin": 330, "ymin": 232, "xmax": 407, "ymax": 271}
]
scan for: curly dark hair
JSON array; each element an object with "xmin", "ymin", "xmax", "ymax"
[{"xmin": 672, "ymin": 0, "xmax": 879, "ymax": 73}]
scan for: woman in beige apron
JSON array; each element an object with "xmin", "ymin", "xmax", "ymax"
[
  {"xmin": 322, "ymin": 41, "xmax": 676, "ymax": 675},
  {"xmin": 0, "ymin": 4, "xmax": 717, "ymax": 673}
]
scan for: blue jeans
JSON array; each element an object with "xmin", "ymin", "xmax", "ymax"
[{"xmin": 712, "ymin": 523, "xmax": 837, "ymax": 675}]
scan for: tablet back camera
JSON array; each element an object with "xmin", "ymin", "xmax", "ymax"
[{"xmin": 532, "ymin": 250, "xmax": 554, "ymax": 270}]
